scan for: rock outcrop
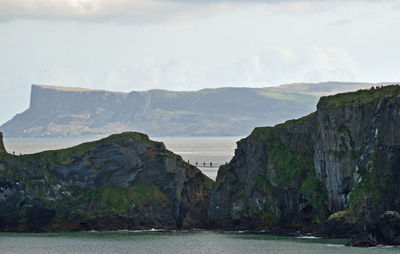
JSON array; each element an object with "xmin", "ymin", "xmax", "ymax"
[
  {"xmin": 0, "ymin": 132, "xmax": 5, "ymax": 153},
  {"xmin": 0, "ymin": 132, "xmax": 213, "ymax": 231},
  {"xmin": 209, "ymin": 85, "xmax": 400, "ymax": 245},
  {"xmin": 376, "ymin": 211, "xmax": 400, "ymax": 245},
  {"xmin": 208, "ymin": 113, "xmax": 325, "ymax": 231},
  {"xmin": 346, "ymin": 232, "xmax": 377, "ymax": 247}
]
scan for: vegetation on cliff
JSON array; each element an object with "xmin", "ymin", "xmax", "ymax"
[
  {"xmin": 210, "ymin": 85, "xmax": 400, "ymax": 246},
  {"xmin": 0, "ymin": 132, "xmax": 213, "ymax": 231},
  {"xmin": 2, "ymin": 85, "xmax": 400, "ymax": 247},
  {"xmin": 318, "ymin": 84, "xmax": 400, "ymax": 108}
]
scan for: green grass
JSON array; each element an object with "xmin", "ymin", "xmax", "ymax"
[
  {"xmin": 250, "ymin": 113, "xmax": 315, "ymax": 186},
  {"xmin": 300, "ymin": 171, "xmax": 327, "ymax": 216},
  {"xmin": 252, "ymin": 112, "xmax": 316, "ymax": 136},
  {"xmin": 257, "ymin": 90, "xmax": 316, "ymax": 104},
  {"xmin": 269, "ymin": 142, "xmax": 310, "ymax": 185},
  {"xmin": 318, "ymin": 85, "xmax": 400, "ymax": 108},
  {"xmin": 204, "ymin": 176, "xmax": 214, "ymax": 190},
  {"xmin": 346, "ymin": 146, "xmax": 387, "ymax": 216},
  {"xmin": 92, "ymin": 184, "xmax": 169, "ymax": 215},
  {"xmin": 17, "ymin": 132, "xmax": 150, "ymax": 164},
  {"xmin": 249, "ymin": 112, "xmax": 328, "ymax": 224},
  {"xmin": 256, "ymin": 174, "xmax": 273, "ymax": 195}
]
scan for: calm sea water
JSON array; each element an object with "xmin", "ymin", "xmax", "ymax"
[
  {"xmin": 0, "ymin": 230, "xmax": 399, "ymax": 254},
  {"xmin": 3, "ymin": 136, "xmax": 240, "ymax": 180}
]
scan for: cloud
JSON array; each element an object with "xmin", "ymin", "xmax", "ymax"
[
  {"xmin": 330, "ymin": 19, "xmax": 352, "ymax": 26},
  {"xmin": 93, "ymin": 45, "xmax": 358, "ymax": 91},
  {"xmin": 0, "ymin": 0, "xmax": 243, "ymax": 23},
  {"xmin": 203, "ymin": 46, "xmax": 357, "ymax": 86},
  {"xmin": 101, "ymin": 58, "xmax": 205, "ymax": 91},
  {"xmin": 0, "ymin": 0, "xmax": 390, "ymax": 23},
  {"xmin": 393, "ymin": 2, "xmax": 400, "ymax": 9}
]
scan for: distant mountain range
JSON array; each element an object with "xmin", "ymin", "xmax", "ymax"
[{"xmin": 0, "ymin": 82, "xmax": 386, "ymax": 137}]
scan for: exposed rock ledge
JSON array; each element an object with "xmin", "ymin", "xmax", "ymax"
[{"xmin": 0, "ymin": 132, "xmax": 213, "ymax": 231}]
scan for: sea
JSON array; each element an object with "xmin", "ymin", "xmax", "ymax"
[
  {"xmin": 1, "ymin": 137, "xmax": 399, "ymax": 253},
  {"xmin": 1, "ymin": 230, "xmax": 399, "ymax": 254}
]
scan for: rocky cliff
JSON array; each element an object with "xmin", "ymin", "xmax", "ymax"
[
  {"xmin": 0, "ymin": 132, "xmax": 213, "ymax": 231},
  {"xmin": 208, "ymin": 113, "xmax": 325, "ymax": 231},
  {"xmin": 0, "ymin": 132, "xmax": 5, "ymax": 153},
  {"xmin": 209, "ymin": 85, "xmax": 400, "ymax": 245},
  {"xmin": 1, "ymin": 82, "xmax": 376, "ymax": 138}
]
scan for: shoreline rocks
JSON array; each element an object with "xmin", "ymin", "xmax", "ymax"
[{"xmin": 346, "ymin": 232, "xmax": 377, "ymax": 247}]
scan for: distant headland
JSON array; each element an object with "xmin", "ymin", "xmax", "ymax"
[{"xmin": 0, "ymin": 82, "xmax": 386, "ymax": 138}]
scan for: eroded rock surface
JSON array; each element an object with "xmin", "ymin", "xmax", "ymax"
[
  {"xmin": 0, "ymin": 132, "xmax": 213, "ymax": 231},
  {"xmin": 0, "ymin": 132, "xmax": 5, "ymax": 153},
  {"xmin": 209, "ymin": 85, "xmax": 400, "ymax": 245}
]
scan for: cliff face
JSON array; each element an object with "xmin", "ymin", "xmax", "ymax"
[
  {"xmin": 0, "ymin": 132, "xmax": 213, "ymax": 231},
  {"xmin": 0, "ymin": 132, "xmax": 5, "ymax": 153},
  {"xmin": 315, "ymin": 87, "xmax": 400, "ymax": 244},
  {"xmin": 209, "ymin": 113, "xmax": 326, "ymax": 230},
  {"xmin": 209, "ymin": 85, "xmax": 400, "ymax": 244},
  {"xmin": 1, "ymin": 82, "xmax": 375, "ymax": 138},
  {"xmin": 314, "ymin": 88, "xmax": 400, "ymax": 214}
]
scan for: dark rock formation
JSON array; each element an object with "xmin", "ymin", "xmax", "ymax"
[
  {"xmin": 0, "ymin": 132, "xmax": 213, "ymax": 231},
  {"xmin": 208, "ymin": 113, "xmax": 325, "ymax": 231},
  {"xmin": 315, "ymin": 210, "xmax": 362, "ymax": 238},
  {"xmin": 346, "ymin": 232, "xmax": 377, "ymax": 247},
  {"xmin": 209, "ymin": 85, "xmax": 400, "ymax": 245},
  {"xmin": 1, "ymin": 82, "xmax": 376, "ymax": 138},
  {"xmin": 0, "ymin": 132, "xmax": 5, "ymax": 153},
  {"xmin": 376, "ymin": 211, "xmax": 400, "ymax": 245}
]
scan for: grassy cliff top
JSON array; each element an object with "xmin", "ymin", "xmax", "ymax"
[
  {"xmin": 250, "ymin": 112, "xmax": 316, "ymax": 141},
  {"xmin": 318, "ymin": 85, "xmax": 400, "ymax": 108},
  {"xmin": 12, "ymin": 132, "xmax": 151, "ymax": 164},
  {"xmin": 249, "ymin": 85, "xmax": 400, "ymax": 143}
]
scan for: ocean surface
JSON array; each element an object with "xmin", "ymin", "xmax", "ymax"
[
  {"xmin": 3, "ymin": 137, "xmax": 399, "ymax": 253},
  {"xmin": 3, "ymin": 136, "xmax": 240, "ymax": 180},
  {"xmin": 1, "ymin": 230, "xmax": 399, "ymax": 254}
]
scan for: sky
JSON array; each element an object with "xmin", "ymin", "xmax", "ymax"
[{"xmin": 0, "ymin": 0, "xmax": 400, "ymax": 124}]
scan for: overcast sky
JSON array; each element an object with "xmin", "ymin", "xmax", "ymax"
[{"xmin": 0, "ymin": 0, "xmax": 400, "ymax": 124}]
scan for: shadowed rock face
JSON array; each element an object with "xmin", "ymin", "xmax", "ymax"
[
  {"xmin": 0, "ymin": 132, "xmax": 5, "ymax": 153},
  {"xmin": 208, "ymin": 113, "xmax": 324, "ymax": 231},
  {"xmin": 209, "ymin": 85, "xmax": 400, "ymax": 245},
  {"xmin": 0, "ymin": 132, "xmax": 213, "ymax": 231}
]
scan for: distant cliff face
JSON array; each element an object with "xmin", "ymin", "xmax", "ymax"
[
  {"xmin": 209, "ymin": 85, "xmax": 400, "ymax": 244},
  {"xmin": 0, "ymin": 132, "xmax": 213, "ymax": 231},
  {"xmin": 0, "ymin": 82, "xmax": 375, "ymax": 137}
]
